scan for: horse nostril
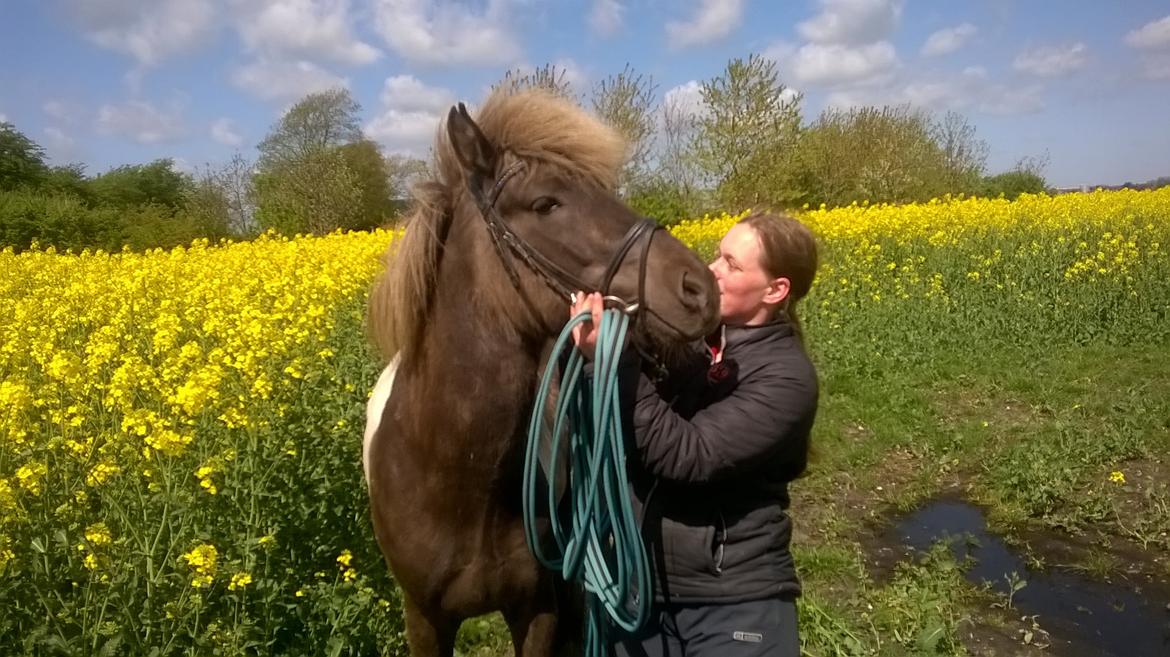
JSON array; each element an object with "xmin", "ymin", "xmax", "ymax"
[{"xmin": 680, "ymin": 271, "xmax": 705, "ymax": 309}]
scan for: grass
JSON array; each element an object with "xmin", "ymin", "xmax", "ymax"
[
  {"xmin": 445, "ymin": 341, "xmax": 1170, "ymax": 657},
  {"xmin": 787, "ymin": 340, "xmax": 1170, "ymax": 656}
]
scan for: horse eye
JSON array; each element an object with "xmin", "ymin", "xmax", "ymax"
[{"xmin": 531, "ymin": 197, "xmax": 560, "ymax": 215}]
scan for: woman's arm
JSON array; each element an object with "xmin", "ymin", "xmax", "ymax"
[{"xmin": 629, "ymin": 365, "xmax": 817, "ymax": 484}]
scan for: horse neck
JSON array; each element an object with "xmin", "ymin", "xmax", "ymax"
[{"xmin": 415, "ymin": 217, "xmax": 547, "ymax": 415}]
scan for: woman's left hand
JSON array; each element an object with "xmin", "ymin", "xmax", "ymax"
[{"xmin": 570, "ymin": 291, "xmax": 604, "ymax": 361}]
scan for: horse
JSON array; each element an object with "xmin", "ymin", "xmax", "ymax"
[{"xmin": 363, "ymin": 88, "xmax": 720, "ymax": 657}]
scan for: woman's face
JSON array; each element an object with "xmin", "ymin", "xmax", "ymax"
[{"xmin": 708, "ymin": 223, "xmax": 788, "ymax": 326}]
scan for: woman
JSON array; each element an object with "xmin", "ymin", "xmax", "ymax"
[{"xmin": 572, "ymin": 212, "xmax": 819, "ymax": 657}]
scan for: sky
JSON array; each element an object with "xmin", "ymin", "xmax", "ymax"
[{"xmin": 1, "ymin": 0, "xmax": 1168, "ymax": 188}]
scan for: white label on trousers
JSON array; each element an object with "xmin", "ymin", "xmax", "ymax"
[{"xmin": 732, "ymin": 631, "xmax": 763, "ymax": 643}]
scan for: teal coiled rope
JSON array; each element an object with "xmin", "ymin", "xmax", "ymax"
[{"xmin": 522, "ymin": 307, "xmax": 652, "ymax": 657}]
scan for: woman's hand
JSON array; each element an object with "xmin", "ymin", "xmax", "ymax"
[{"xmin": 570, "ymin": 291, "xmax": 604, "ymax": 361}]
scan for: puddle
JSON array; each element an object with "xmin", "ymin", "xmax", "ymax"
[{"xmin": 888, "ymin": 497, "xmax": 1170, "ymax": 657}]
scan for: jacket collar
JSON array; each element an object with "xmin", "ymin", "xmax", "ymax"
[{"xmin": 721, "ymin": 315, "xmax": 794, "ymax": 351}]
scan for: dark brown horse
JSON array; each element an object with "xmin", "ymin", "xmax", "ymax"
[{"xmin": 363, "ymin": 89, "xmax": 719, "ymax": 657}]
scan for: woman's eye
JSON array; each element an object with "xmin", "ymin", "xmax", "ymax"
[{"xmin": 531, "ymin": 197, "xmax": 560, "ymax": 215}]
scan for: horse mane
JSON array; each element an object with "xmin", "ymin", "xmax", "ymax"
[{"xmin": 367, "ymin": 88, "xmax": 627, "ymax": 361}]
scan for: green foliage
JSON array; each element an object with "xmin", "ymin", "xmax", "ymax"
[
  {"xmin": 254, "ymin": 149, "xmax": 363, "ymax": 235},
  {"xmin": 258, "ymin": 88, "xmax": 363, "ymax": 169},
  {"xmin": 931, "ymin": 111, "xmax": 989, "ymax": 195},
  {"xmin": 40, "ymin": 164, "xmax": 93, "ymax": 202},
  {"xmin": 692, "ymin": 54, "xmax": 803, "ymax": 210},
  {"xmin": 592, "ymin": 65, "xmax": 658, "ymax": 190},
  {"xmin": 0, "ymin": 188, "xmax": 121, "ymax": 251},
  {"xmin": 89, "ymin": 159, "xmax": 192, "ymax": 209},
  {"xmin": 979, "ymin": 170, "xmax": 1048, "ymax": 199},
  {"xmin": 0, "ymin": 121, "xmax": 49, "ymax": 191},
  {"xmin": 794, "ymin": 105, "xmax": 951, "ymax": 208},
  {"xmin": 338, "ymin": 140, "xmax": 396, "ymax": 231},
  {"xmin": 625, "ymin": 180, "xmax": 701, "ymax": 226}
]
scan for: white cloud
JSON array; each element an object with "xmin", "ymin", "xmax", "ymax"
[
  {"xmin": 1013, "ymin": 43, "xmax": 1088, "ymax": 77},
  {"xmin": 790, "ymin": 41, "xmax": 898, "ymax": 86},
  {"xmin": 665, "ymin": 0, "xmax": 746, "ymax": 49},
  {"xmin": 662, "ymin": 80, "xmax": 705, "ymax": 119},
  {"xmin": 921, "ymin": 23, "xmax": 977, "ymax": 57},
  {"xmin": 824, "ymin": 67, "xmax": 1043, "ymax": 116},
  {"xmin": 43, "ymin": 127, "xmax": 80, "ymax": 163},
  {"xmin": 589, "ymin": 0, "xmax": 624, "ymax": 38},
  {"xmin": 366, "ymin": 76, "xmax": 456, "ymax": 155},
  {"xmin": 96, "ymin": 100, "xmax": 186, "ymax": 143},
  {"xmin": 371, "ymin": 0, "xmax": 522, "ymax": 67},
  {"xmin": 365, "ymin": 111, "xmax": 441, "ymax": 156},
  {"xmin": 0, "ymin": 113, "xmax": 7, "ymax": 123},
  {"xmin": 230, "ymin": 59, "xmax": 348, "ymax": 101},
  {"xmin": 66, "ymin": 0, "xmax": 217, "ymax": 68},
  {"xmin": 235, "ymin": 0, "xmax": 381, "ymax": 65},
  {"xmin": 798, "ymin": 0, "xmax": 903, "ymax": 46},
  {"xmin": 210, "ymin": 118, "xmax": 243, "ymax": 147},
  {"xmin": 1125, "ymin": 15, "xmax": 1170, "ymax": 50},
  {"xmin": 379, "ymin": 75, "xmax": 455, "ymax": 113}
]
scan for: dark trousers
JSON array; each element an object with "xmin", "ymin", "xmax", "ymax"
[{"xmin": 612, "ymin": 596, "xmax": 799, "ymax": 657}]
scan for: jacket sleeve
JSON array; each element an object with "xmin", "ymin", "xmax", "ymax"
[{"xmin": 628, "ymin": 362, "xmax": 817, "ymax": 484}]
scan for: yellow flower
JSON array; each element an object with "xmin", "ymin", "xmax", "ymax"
[
  {"xmin": 1109, "ymin": 471, "xmax": 1125, "ymax": 484},
  {"xmin": 84, "ymin": 522, "xmax": 112, "ymax": 547},
  {"xmin": 15, "ymin": 462, "xmax": 47, "ymax": 495},
  {"xmin": 228, "ymin": 572, "xmax": 253, "ymax": 591},
  {"xmin": 181, "ymin": 543, "xmax": 218, "ymax": 587},
  {"xmin": 336, "ymin": 549, "xmax": 353, "ymax": 568},
  {"xmin": 86, "ymin": 461, "xmax": 121, "ymax": 487}
]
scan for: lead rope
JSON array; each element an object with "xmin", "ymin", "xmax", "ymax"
[{"xmin": 522, "ymin": 307, "xmax": 652, "ymax": 657}]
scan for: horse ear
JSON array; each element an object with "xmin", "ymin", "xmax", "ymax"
[{"xmin": 447, "ymin": 102, "xmax": 496, "ymax": 179}]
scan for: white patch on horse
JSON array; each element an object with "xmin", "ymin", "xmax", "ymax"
[{"xmin": 363, "ymin": 354, "xmax": 400, "ymax": 486}]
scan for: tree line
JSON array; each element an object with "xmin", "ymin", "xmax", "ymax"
[{"xmin": 1, "ymin": 56, "xmax": 1048, "ymax": 252}]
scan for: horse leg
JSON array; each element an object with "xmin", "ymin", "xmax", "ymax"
[
  {"xmin": 403, "ymin": 596, "xmax": 457, "ymax": 657},
  {"xmin": 503, "ymin": 584, "xmax": 559, "ymax": 657}
]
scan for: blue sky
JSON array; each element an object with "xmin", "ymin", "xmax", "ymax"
[{"xmin": 1, "ymin": 0, "xmax": 1168, "ymax": 188}]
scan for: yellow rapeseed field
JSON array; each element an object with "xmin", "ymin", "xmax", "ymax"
[{"xmin": 0, "ymin": 187, "xmax": 1168, "ymax": 654}]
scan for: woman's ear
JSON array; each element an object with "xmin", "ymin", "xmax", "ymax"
[{"xmin": 763, "ymin": 276, "xmax": 791, "ymax": 306}]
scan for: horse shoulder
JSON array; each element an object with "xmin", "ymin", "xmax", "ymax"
[{"xmin": 363, "ymin": 354, "xmax": 401, "ymax": 486}]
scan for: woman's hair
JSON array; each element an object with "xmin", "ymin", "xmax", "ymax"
[{"xmin": 739, "ymin": 212, "xmax": 819, "ymax": 334}]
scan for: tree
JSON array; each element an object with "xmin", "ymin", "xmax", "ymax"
[
  {"xmin": 40, "ymin": 164, "xmax": 92, "ymax": 202},
  {"xmin": 692, "ymin": 54, "xmax": 803, "ymax": 210},
  {"xmin": 931, "ymin": 111, "xmax": 988, "ymax": 194},
  {"xmin": 794, "ymin": 105, "xmax": 950, "ymax": 207},
  {"xmin": 980, "ymin": 153, "xmax": 1049, "ymax": 199},
  {"xmin": 384, "ymin": 153, "xmax": 429, "ymax": 200},
  {"xmin": 257, "ymin": 88, "xmax": 362, "ymax": 168},
  {"xmin": 338, "ymin": 139, "xmax": 395, "ymax": 230},
  {"xmin": 89, "ymin": 159, "xmax": 192, "ymax": 209},
  {"xmin": 253, "ymin": 149, "xmax": 362, "ymax": 235},
  {"xmin": 0, "ymin": 122, "xmax": 48, "ymax": 191},
  {"xmin": 493, "ymin": 63, "xmax": 578, "ymax": 101},
  {"xmin": 206, "ymin": 152, "xmax": 257, "ymax": 235},
  {"xmin": 591, "ymin": 65, "xmax": 658, "ymax": 191}
]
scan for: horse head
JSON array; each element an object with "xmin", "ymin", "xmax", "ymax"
[{"xmin": 443, "ymin": 91, "xmax": 720, "ymax": 351}]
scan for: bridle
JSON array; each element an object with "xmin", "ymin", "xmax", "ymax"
[{"xmin": 465, "ymin": 158, "xmax": 678, "ymax": 336}]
